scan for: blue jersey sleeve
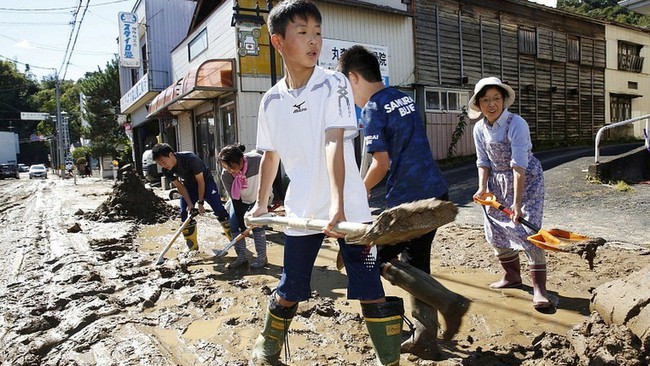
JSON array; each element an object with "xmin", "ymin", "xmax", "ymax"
[{"xmin": 362, "ymin": 100, "xmax": 389, "ymax": 153}]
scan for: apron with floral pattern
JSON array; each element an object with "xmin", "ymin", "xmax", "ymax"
[{"xmin": 482, "ymin": 114, "xmax": 544, "ymax": 252}]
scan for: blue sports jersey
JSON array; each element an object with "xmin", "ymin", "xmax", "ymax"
[{"xmin": 362, "ymin": 87, "xmax": 448, "ymax": 206}]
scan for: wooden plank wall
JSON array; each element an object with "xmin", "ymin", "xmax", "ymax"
[{"xmin": 414, "ymin": 0, "xmax": 606, "ymax": 159}]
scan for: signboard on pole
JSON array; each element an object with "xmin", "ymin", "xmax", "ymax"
[
  {"xmin": 319, "ymin": 39, "xmax": 390, "ymax": 85},
  {"xmin": 21, "ymin": 112, "xmax": 50, "ymax": 121},
  {"xmin": 118, "ymin": 12, "xmax": 141, "ymax": 68}
]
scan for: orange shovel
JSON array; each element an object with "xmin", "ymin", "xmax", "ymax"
[{"xmin": 473, "ymin": 193, "xmax": 591, "ymax": 252}]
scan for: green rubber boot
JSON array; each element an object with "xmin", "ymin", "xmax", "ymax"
[
  {"xmin": 182, "ymin": 219, "xmax": 198, "ymax": 251},
  {"xmin": 361, "ymin": 296, "xmax": 404, "ymax": 366},
  {"xmin": 251, "ymin": 294, "xmax": 297, "ymax": 365}
]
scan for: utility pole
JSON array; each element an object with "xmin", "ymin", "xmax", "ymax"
[
  {"xmin": 53, "ymin": 71, "xmax": 71, "ymax": 178},
  {"xmin": 55, "ymin": 74, "xmax": 64, "ymax": 178}
]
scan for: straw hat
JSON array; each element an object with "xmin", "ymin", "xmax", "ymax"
[{"xmin": 467, "ymin": 77, "xmax": 516, "ymax": 120}]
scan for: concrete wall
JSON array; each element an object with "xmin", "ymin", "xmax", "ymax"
[{"xmin": 588, "ymin": 146, "xmax": 650, "ymax": 182}]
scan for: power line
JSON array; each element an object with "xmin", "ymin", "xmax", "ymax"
[
  {"xmin": 0, "ymin": 0, "xmax": 131, "ymax": 12},
  {"xmin": 61, "ymin": 0, "xmax": 92, "ymax": 80},
  {"xmin": 0, "ymin": 34, "xmax": 113, "ymax": 56},
  {"xmin": 0, "ymin": 22, "xmax": 70, "ymax": 26},
  {"xmin": 59, "ymin": 0, "xmax": 84, "ymax": 79},
  {"xmin": 0, "ymin": 54, "xmax": 57, "ymax": 71}
]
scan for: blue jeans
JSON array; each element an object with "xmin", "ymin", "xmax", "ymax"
[
  {"xmin": 228, "ymin": 201, "xmax": 266, "ymax": 258},
  {"xmin": 277, "ymin": 234, "xmax": 385, "ymax": 302},
  {"xmin": 179, "ymin": 177, "xmax": 228, "ymax": 221}
]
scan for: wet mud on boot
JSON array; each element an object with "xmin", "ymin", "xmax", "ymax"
[
  {"xmin": 251, "ymin": 294, "xmax": 298, "ymax": 365},
  {"xmin": 490, "ymin": 252, "xmax": 522, "ymax": 289},
  {"xmin": 182, "ymin": 219, "xmax": 198, "ymax": 251},
  {"xmin": 226, "ymin": 257, "xmax": 249, "ymax": 270},
  {"xmin": 401, "ymin": 296, "xmax": 441, "ymax": 360},
  {"xmin": 362, "ymin": 296, "xmax": 404, "ymax": 366},
  {"xmin": 219, "ymin": 217, "xmax": 233, "ymax": 241},
  {"xmin": 530, "ymin": 264, "xmax": 552, "ymax": 310}
]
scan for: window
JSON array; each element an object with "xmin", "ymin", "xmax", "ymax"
[
  {"xmin": 618, "ymin": 41, "xmax": 644, "ymax": 73},
  {"xmin": 188, "ymin": 28, "xmax": 208, "ymax": 61},
  {"xmin": 518, "ymin": 28, "xmax": 537, "ymax": 55},
  {"xmin": 628, "ymin": 81, "xmax": 638, "ymax": 90},
  {"xmin": 130, "ymin": 68, "xmax": 139, "ymax": 86},
  {"xmin": 568, "ymin": 37, "xmax": 580, "ymax": 63},
  {"xmin": 141, "ymin": 43, "xmax": 147, "ymax": 75},
  {"xmin": 424, "ymin": 89, "xmax": 468, "ymax": 112},
  {"xmin": 610, "ymin": 95, "xmax": 632, "ymax": 123}
]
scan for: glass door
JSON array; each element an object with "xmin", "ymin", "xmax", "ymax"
[
  {"xmin": 195, "ymin": 112, "xmax": 216, "ymax": 171},
  {"xmin": 219, "ymin": 97, "xmax": 237, "ymax": 148}
]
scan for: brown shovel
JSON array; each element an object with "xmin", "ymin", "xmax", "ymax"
[
  {"xmin": 245, "ymin": 198, "xmax": 458, "ymax": 246},
  {"xmin": 473, "ymin": 193, "xmax": 605, "ymax": 269},
  {"xmin": 213, "ymin": 227, "xmax": 253, "ymax": 258}
]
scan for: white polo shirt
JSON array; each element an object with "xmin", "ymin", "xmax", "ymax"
[{"xmin": 257, "ymin": 66, "xmax": 372, "ymax": 236}]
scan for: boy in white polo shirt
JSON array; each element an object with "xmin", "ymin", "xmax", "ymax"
[{"xmin": 247, "ymin": 1, "xmax": 403, "ymax": 365}]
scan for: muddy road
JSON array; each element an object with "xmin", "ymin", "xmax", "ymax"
[{"xmin": 1, "ymin": 174, "xmax": 649, "ymax": 365}]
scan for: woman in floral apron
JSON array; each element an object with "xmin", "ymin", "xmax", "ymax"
[{"xmin": 469, "ymin": 77, "xmax": 551, "ymax": 310}]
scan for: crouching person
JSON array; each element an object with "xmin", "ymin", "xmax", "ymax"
[{"xmin": 152, "ymin": 143, "xmax": 231, "ymax": 250}]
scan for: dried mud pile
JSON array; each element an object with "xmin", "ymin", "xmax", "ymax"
[{"xmin": 86, "ymin": 165, "xmax": 176, "ymax": 224}]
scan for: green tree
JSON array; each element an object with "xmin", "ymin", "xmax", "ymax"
[
  {"xmin": 558, "ymin": 0, "xmax": 650, "ymax": 28},
  {"xmin": 31, "ymin": 76, "xmax": 82, "ymax": 147},
  {"xmin": 0, "ymin": 60, "xmax": 47, "ymax": 163},
  {"xmin": 78, "ymin": 58, "xmax": 126, "ymax": 159}
]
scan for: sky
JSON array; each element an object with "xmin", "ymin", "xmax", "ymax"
[
  {"xmin": 0, "ymin": 0, "xmax": 558, "ymax": 83},
  {"xmin": 0, "ymin": 0, "xmax": 137, "ymax": 82}
]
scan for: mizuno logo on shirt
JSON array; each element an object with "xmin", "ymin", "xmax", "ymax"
[{"xmin": 293, "ymin": 101, "xmax": 307, "ymax": 114}]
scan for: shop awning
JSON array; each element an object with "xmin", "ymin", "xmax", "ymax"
[{"xmin": 147, "ymin": 59, "xmax": 236, "ymax": 118}]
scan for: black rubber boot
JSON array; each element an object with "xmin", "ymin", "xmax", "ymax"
[
  {"xmin": 401, "ymin": 296, "xmax": 441, "ymax": 360},
  {"xmin": 361, "ymin": 296, "xmax": 404, "ymax": 365},
  {"xmin": 250, "ymin": 294, "xmax": 298, "ymax": 365},
  {"xmin": 490, "ymin": 252, "xmax": 522, "ymax": 289},
  {"xmin": 381, "ymin": 260, "xmax": 469, "ymax": 341}
]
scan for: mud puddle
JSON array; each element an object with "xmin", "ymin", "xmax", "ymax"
[{"xmin": 134, "ymin": 220, "xmax": 592, "ymax": 365}]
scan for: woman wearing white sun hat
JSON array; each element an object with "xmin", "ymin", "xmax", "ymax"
[{"xmin": 469, "ymin": 76, "xmax": 551, "ymax": 310}]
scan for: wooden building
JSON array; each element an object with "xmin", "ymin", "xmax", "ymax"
[
  {"xmin": 411, "ymin": 0, "xmax": 607, "ymax": 159},
  {"xmin": 145, "ymin": 0, "xmax": 414, "ymax": 176}
]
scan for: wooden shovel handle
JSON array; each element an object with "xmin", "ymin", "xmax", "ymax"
[
  {"xmin": 473, "ymin": 193, "xmax": 541, "ymax": 232},
  {"xmin": 245, "ymin": 215, "xmax": 369, "ymax": 236}
]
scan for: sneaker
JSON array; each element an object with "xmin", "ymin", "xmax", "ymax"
[
  {"xmin": 226, "ymin": 257, "xmax": 248, "ymax": 269},
  {"xmin": 250, "ymin": 257, "xmax": 268, "ymax": 269}
]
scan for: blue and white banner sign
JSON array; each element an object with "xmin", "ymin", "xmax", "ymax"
[{"xmin": 118, "ymin": 12, "xmax": 141, "ymax": 68}]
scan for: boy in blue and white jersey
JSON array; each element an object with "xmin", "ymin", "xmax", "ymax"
[
  {"xmin": 247, "ymin": 1, "xmax": 403, "ymax": 365},
  {"xmin": 339, "ymin": 45, "xmax": 468, "ymax": 360}
]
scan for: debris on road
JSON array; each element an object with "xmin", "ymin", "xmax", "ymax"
[{"xmin": 85, "ymin": 165, "xmax": 176, "ymax": 224}]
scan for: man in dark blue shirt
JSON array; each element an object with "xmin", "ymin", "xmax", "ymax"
[
  {"xmin": 339, "ymin": 45, "xmax": 467, "ymax": 360},
  {"xmin": 153, "ymin": 143, "xmax": 230, "ymax": 250}
]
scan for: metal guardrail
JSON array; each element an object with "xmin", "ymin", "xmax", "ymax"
[{"xmin": 594, "ymin": 114, "xmax": 650, "ymax": 163}]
